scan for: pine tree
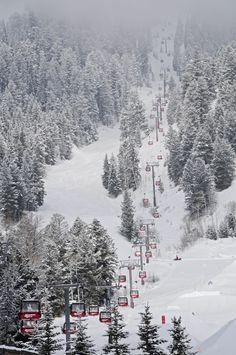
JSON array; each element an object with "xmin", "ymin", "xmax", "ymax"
[
  {"xmin": 108, "ymin": 155, "xmax": 122, "ymax": 197},
  {"xmin": 225, "ymin": 212, "xmax": 236, "ymax": 233},
  {"xmin": 85, "ymin": 219, "xmax": 118, "ymax": 302},
  {"xmin": 218, "ymin": 220, "xmax": 229, "ymax": 239},
  {"xmin": 103, "ymin": 309, "xmax": 130, "ymax": 355},
  {"xmin": 182, "ymin": 157, "xmax": 215, "ymax": 216},
  {"xmin": 118, "ymin": 139, "xmax": 141, "ymax": 191},
  {"xmin": 224, "ymin": 110, "xmax": 236, "ymax": 152},
  {"xmin": 205, "ymin": 225, "xmax": 217, "ymax": 240},
  {"xmin": 193, "ymin": 128, "xmax": 213, "ymax": 165},
  {"xmin": 0, "ymin": 263, "xmax": 20, "ymax": 345},
  {"xmin": 137, "ymin": 306, "xmax": 167, "ymax": 355},
  {"xmin": 73, "ymin": 322, "xmax": 96, "ymax": 355},
  {"xmin": 120, "ymin": 190, "xmax": 136, "ymax": 241},
  {"xmin": 211, "ymin": 136, "xmax": 235, "ymax": 191},
  {"xmin": 166, "ymin": 128, "xmax": 183, "ymax": 185},
  {"xmin": 102, "ymin": 154, "xmax": 110, "ymax": 190},
  {"xmin": 168, "ymin": 317, "xmax": 196, "ymax": 355},
  {"xmin": 36, "ymin": 301, "xmax": 63, "ymax": 355}
]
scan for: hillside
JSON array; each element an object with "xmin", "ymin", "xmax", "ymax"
[{"xmin": 37, "ymin": 23, "xmax": 236, "ymax": 353}]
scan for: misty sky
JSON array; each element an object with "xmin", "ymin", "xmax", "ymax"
[{"xmin": 0, "ymin": 0, "xmax": 235, "ymax": 24}]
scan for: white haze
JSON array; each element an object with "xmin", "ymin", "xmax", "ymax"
[{"xmin": 0, "ymin": 0, "xmax": 235, "ymax": 27}]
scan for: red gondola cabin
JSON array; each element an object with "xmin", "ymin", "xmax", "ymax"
[
  {"xmin": 145, "ymin": 251, "xmax": 152, "ymax": 258},
  {"xmin": 139, "ymin": 270, "xmax": 147, "ymax": 279},
  {"xmin": 135, "ymin": 250, "xmax": 141, "ymax": 257},
  {"xmin": 145, "ymin": 165, "xmax": 151, "ymax": 172},
  {"xmin": 143, "ymin": 198, "xmax": 149, "ymax": 207},
  {"xmin": 19, "ymin": 300, "xmax": 41, "ymax": 320},
  {"xmin": 118, "ymin": 296, "xmax": 128, "ymax": 307},
  {"xmin": 140, "ymin": 224, "xmax": 145, "ymax": 231},
  {"xmin": 20, "ymin": 320, "xmax": 37, "ymax": 334},
  {"xmin": 157, "ymin": 155, "xmax": 163, "ymax": 160},
  {"xmin": 150, "ymin": 242, "xmax": 157, "ymax": 249},
  {"xmin": 118, "ymin": 275, "xmax": 126, "ymax": 283},
  {"xmin": 99, "ymin": 311, "xmax": 112, "ymax": 323},
  {"xmin": 62, "ymin": 322, "xmax": 77, "ymax": 334},
  {"xmin": 148, "ymin": 140, "xmax": 153, "ymax": 145},
  {"xmin": 130, "ymin": 290, "xmax": 139, "ymax": 299},
  {"xmin": 88, "ymin": 305, "xmax": 99, "ymax": 316},
  {"xmin": 153, "ymin": 212, "xmax": 160, "ymax": 218},
  {"xmin": 70, "ymin": 302, "xmax": 86, "ymax": 317}
]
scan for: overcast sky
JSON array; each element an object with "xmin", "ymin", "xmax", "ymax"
[{"xmin": 0, "ymin": 0, "xmax": 235, "ymax": 24}]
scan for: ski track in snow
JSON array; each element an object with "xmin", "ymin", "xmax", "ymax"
[{"xmin": 37, "ymin": 23, "xmax": 236, "ymax": 354}]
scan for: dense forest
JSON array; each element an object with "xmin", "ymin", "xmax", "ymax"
[
  {"xmin": 167, "ymin": 16, "xmax": 236, "ymax": 217},
  {"xmin": 0, "ymin": 11, "xmax": 151, "ymax": 222}
]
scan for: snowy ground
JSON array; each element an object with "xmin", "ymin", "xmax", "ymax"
[{"xmin": 37, "ymin": 23, "xmax": 236, "ymax": 354}]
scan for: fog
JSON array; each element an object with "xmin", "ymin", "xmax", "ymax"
[{"xmin": 0, "ymin": 0, "xmax": 235, "ymax": 27}]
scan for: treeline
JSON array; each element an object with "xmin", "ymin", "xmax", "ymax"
[
  {"xmin": 0, "ymin": 213, "xmax": 118, "ymax": 345},
  {"xmin": 167, "ymin": 18, "xmax": 236, "ymax": 217},
  {"xmin": 24, "ymin": 305, "xmax": 196, "ymax": 355},
  {"xmin": 102, "ymin": 91, "xmax": 147, "ymax": 197},
  {"xmin": 0, "ymin": 11, "xmax": 152, "ymax": 222}
]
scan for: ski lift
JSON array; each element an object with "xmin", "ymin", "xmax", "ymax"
[
  {"xmin": 145, "ymin": 164, "xmax": 151, "ymax": 172},
  {"xmin": 161, "ymin": 107, "xmax": 164, "ymax": 112},
  {"xmin": 135, "ymin": 250, "xmax": 141, "ymax": 257},
  {"xmin": 155, "ymin": 180, "xmax": 161, "ymax": 186},
  {"xmin": 130, "ymin": 290, "xmax": 139, "ymax": 299},
  {"xmin": 153, "ymin": 212, "xmax": 160, "ymax": 218},
  {"xmin": 150, "ymin": 114, "xmax": 154, "ymax": 119},
  {"xmin": 88, "ymin": 305, "xmax": 99, "ymax": 316},
  {"xmin": 99, "ymin": 311, "xmax": 112, "ymax": 323},
  {"xmin": 157, "ymin": 155, "xmax": 163, "ymax": 160},
  {"xmin": 145, "ymin": 251, "xmax": 152, "ymax": 258},
  {"xmin": 148, "ymin": 140, "xmax": 153, "ymax": 145},
  {"xmin": 19, "ymin": 300, "xmax": 41, "ymax": 320},
  {"xmin": 140, "ymin": 224, "xmax": 146, "ymax": 231},
  {"xmin": 159, "ymin": 128, "xmax": 163, "ymax": 133},
  {"xmin": 62, "ymin": 322, "xmax": 77, "ymax": 334},
  {"xmin": 118, "ymin": 275, "xmax": 126, "ymax": 283},
  {"xmin": 70, "ymin": 302, "xmax": 86, "ymax": 317},
  {"xmin": 19, "ymin": 320, "xmax": 37, "ymax": 334},
  {"xmin": 143, "ymin": 198, "xmax": 149, "ymax": 208},
  {"xmin": 118, "ymin": 296, "xmax": 128, "ymax": 307},
  {"xmin": 150, "ymin": 242, "xmax": 157, "ymax": 249},
  {"xmin": 139, "ymin": 270, "xmax": 147, "ymax": 279}
]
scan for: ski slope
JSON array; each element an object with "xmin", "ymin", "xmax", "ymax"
[{"xmin": 38, "ymin": 23, "xmax": 236, "ymax": 354}]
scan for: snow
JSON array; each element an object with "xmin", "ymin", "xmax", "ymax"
[
  {"xmin": 196, "ymin": 319, "xmax": 236, "ymax": 355},
  {"xmin": 37, "ymin": 23, "xmax": 236, "ymax": 354}
]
